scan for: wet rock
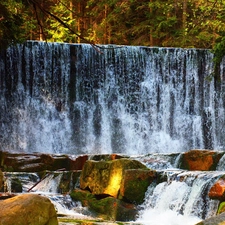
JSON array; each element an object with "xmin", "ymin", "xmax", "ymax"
[
  {"xmin": 11, "ymin": 177, "xmax": 23, "ymax": 192},
  {"xmin": 0, "ymin": 169, "xmax": 3, "ymax": 190},
  {"xmin": 179, "ymin": 149, "xmax": 223, "ymax": 171},
  {"xmin": 195, "ymin": 212, "xmax": 225, "ymax": 225},
  {"xmin": 59, "ymin": 170, "xmax": 81, "ymax": 193},
  {"xmin": 70, "ymin": 189, "xmax": 137, "ymax": 221},
  {"xmin": 119, "ymin": 169, "xmax": 156, "ymax": 204},
  {"xmin": 69, "ymin": 155, "xmax": 88, "ymax": 170},
  {"xmin": 89, "ymin": 154, "xmax": 129, "ymax": 161},
  {"xmin": 209, "ymin": 177, "xmax": 225, "ymax": 200},
  {"xmin": 0, "ymin": 150, "xmax": 88, "ymax": 172},
  {"xmin": 80, "ymin": 158, "xmax": 147, "ymax": 198},
  {"xmin": 0, "ymin": 193, "xmax": 58, "ymax": 225}
]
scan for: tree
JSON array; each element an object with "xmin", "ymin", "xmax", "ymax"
[
  {"xmin": 1, "ymin": 0, "xmax": 225, "ymax": 55},
  {"xmin": 0, "ymin": 1, "xmax": 27, "ymax": 49}
]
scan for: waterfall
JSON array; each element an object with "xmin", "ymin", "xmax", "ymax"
[{"xmin": 1, "ymin": 41, "xmax": 225, "ymax": 154}]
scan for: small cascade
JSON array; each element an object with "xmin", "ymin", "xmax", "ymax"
[
  {"xmin": 31, "ymin": 173, "xmax": 63, "ymax": 193},
  {"xmin": 133, "ymin": 153, "xmax": 181, "ymax": 170},
  {"xmin": 4, "ymin": 172, "xmax": 39, "ymax": 193},
  {"xmin": 137, "ymin": 170, "xmax": 223, "ymax": 225},
  {"xmin": 3, "ymin": 171, "xmax": 93, "ymax": 218}
]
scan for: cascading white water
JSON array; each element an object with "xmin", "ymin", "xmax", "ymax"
[
  {"xmin": 1, "ymin": 41, "xmax": 225, "ymax": 154},
  {"xmin": 137, "ymin": 170, "xmax": 223, "ymax": 225}
]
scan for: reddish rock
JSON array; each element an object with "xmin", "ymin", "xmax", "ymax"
[
  {"xmin": 69, "ymin": 155, "xmax": 88, "ymax": 170},
  {"xmin": 0, "ymin": 151, "xmax": 129, "ymax": 173},
  {"xmin": 209, "ymin": 178, "xmax": 225, "ymax": 200},
  {"xmin": 0, "ymin": 151, "xmax": 89, "ymax": 172},
  {"xmin": 179, "ymin": 149, "xmax": 223, "ymax": 171}
]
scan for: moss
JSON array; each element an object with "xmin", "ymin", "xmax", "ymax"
[
  {"xmin": 59, "ymin": 171, "xmax": 72, "ymax": 193},
  {"xmin": 122, "ymin": 179, "xmax": 149, "ymax": 204},
  {"xmin": 70, "ymin": 189, "xmax": 137, "ymax": 221},
  {"xmin": 70, "ymin": 189, "xmax": 96, "ymax": 207},
  {"xmin": 119, "ymin": 169, "xmax": 156, "ymax": 204},
  {"xmin": 58, "ymin": 218, "xmax": 114, "ymax": 224},
  {"xmin": 218, "ymin": 202, "xmax": 225, "ymax": 214},
  {"xmin": 11, "ymin": 178, "xmax": 22, "ymax": 192}
]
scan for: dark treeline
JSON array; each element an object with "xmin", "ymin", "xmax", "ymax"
[
  {"xmin": 1, "ymin": 0, "xmax": 225, "ymax": 75},
  {"xmin": 1, "ymin": 0, "xmax": 225, "ymax": 47}
]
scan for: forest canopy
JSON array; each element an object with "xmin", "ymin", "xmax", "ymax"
[
  {"xmin": 1, "ymin": 0, "xmax": 225, "ymax": 71},
  {"xmin": 1, "ymin": 0, "xmax": 225, "ymax": 48}
]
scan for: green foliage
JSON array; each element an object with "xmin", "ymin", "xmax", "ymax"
[
  {"xmin": 0, "ymin": 1, "xmax": 25, "ymax": 49},
  {"xmin": 1, "ymin": 0, "xmax": 225, "ymax": 62},
  {"xmin": 212, "ymin": 35, "xmax": 225, "ymax": 81},
  {"xmin": 217, "ymin": 201, "xmax": 225, "ymax": 214}
]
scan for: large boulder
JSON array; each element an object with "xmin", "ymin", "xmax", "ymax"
[
  {"xmin": 179, "ymin": 150, "xmax": 223, "ymax": 171},
  {"xmin": 0, "ymin": 193, "xmax": 58, "ymax": 225},
  {"xmin": 80, "ymin": 158, "xmax": 148, "ymax": 198}
]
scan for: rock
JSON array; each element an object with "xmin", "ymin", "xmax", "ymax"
[
  {"xmin": 59, "ymin": 171, "xmax": 81, "ymax": 193},
  {"xmin": 119, "ymin": 169, "xmax": 156, "ymax": 204},
  {"xmin": 209, "ymin": 178, "xmax": 225, "ymax": 200},
  {"xmin": 11, "ymin": 177, "xmax": 23, "ymax": 192},
  {"xmin": 179, "ymin": 149, "xmax": 223, "ymax": 171},
  {"xmin": 69, "ymin": 155, "xmax": 88, "ymax": 170},
  {"xmin": 0, "ymin": 193, "xmax": 58, "ymax": 225},
  {"xmin": 80, "ymin": 158, "xmax": 147, "ymax": 198},
  {"xmin": 0, "ymin": 150, "xmax": 88, "ymax": 172},
  {"xmin": 70, "ymin": 189, "xmax": 137, "ymax": 221},
  {"xmin": 89, "ymin": 154, "xmax": 129, "ymax": 161},
  {"xmin": 195, "ymin": 212, "xmax": 225, "ymax": 225},
  {"xmin": 0, "ymin": 169, "xmax": 3, "ymax": 190}
]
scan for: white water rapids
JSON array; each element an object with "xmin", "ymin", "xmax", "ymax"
[{"xmin": 137, "ymin": 170, "xmax": 222, "ymax": 225}]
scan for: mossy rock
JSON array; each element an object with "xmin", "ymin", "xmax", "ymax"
[
  {"xmin": 11, "ymin": 178, "xmax": 23, "ymax": 192},
  {"xmin": 89, "ymin": 154, "xmax": 129, "ymax": 161},
  {"xmin": 58, "ymin": 171, "xmax": 81, "ymax": 194},
  {"xmin": 58, "ymin": 218, "xmax": 124, "ymax": 225},
  {"xmin": 80, "ymin": 158, "xmax": 147, "ymax": 198},
  {"xmin": 119, "ymin": 169, "xmax": 156, "ymax": 204},
  {"xmin": 70, "ymin": 189, "xmax": 137, "ymax": 221},
  {"xmin": 70, "ymin": 189, "xmax": 96, "ymax": 207}
]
